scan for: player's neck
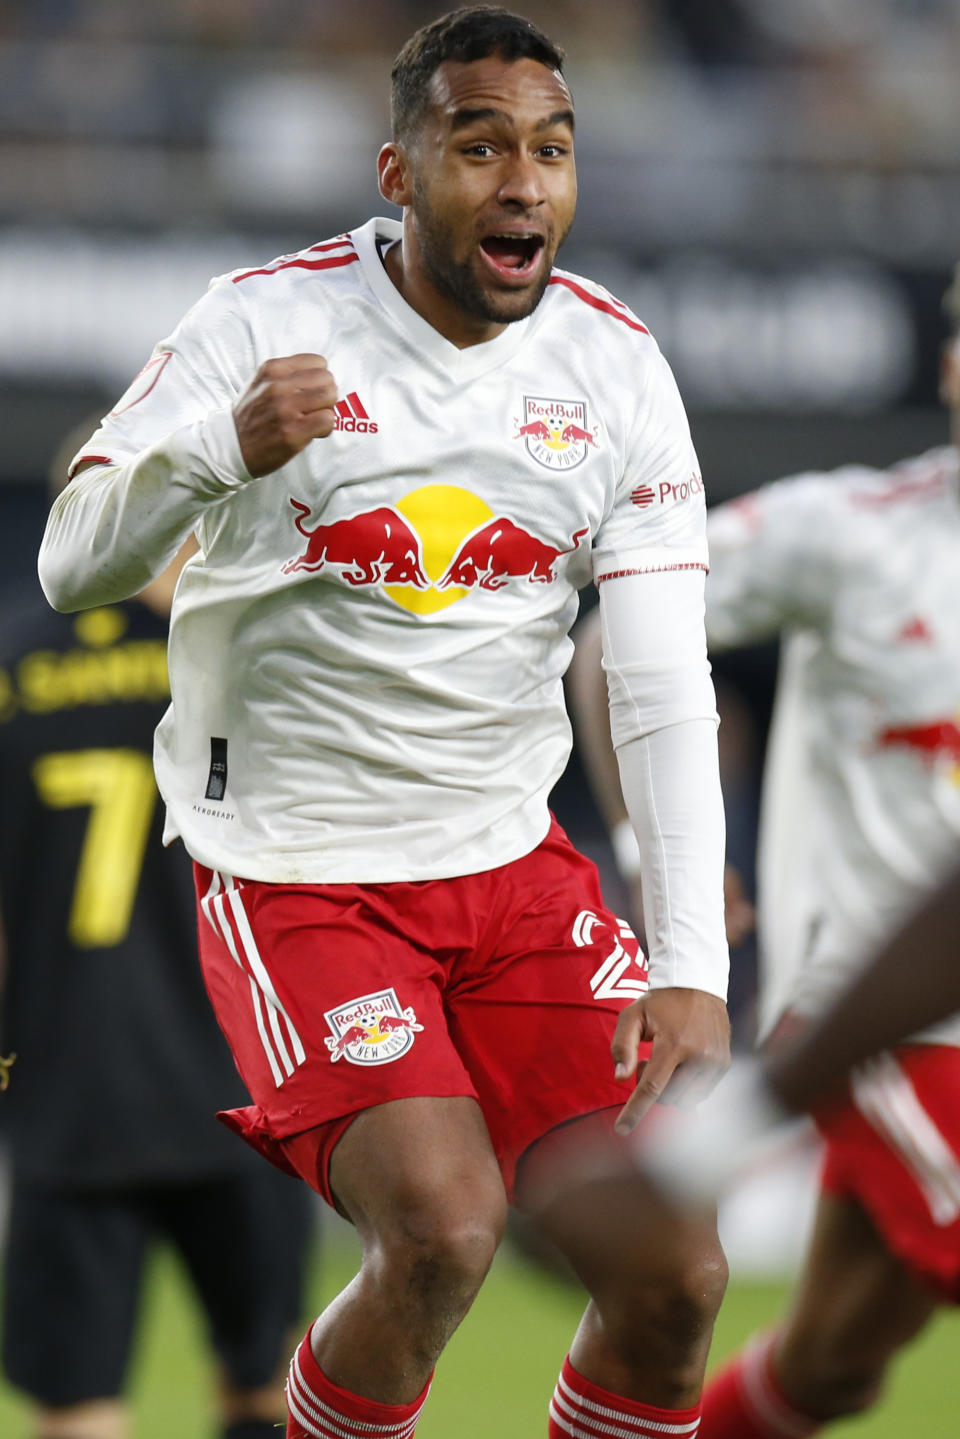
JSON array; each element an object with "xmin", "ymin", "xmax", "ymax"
[{"xmin": 382, "ymin": 235, "xmax": 508, "ymax": 350}]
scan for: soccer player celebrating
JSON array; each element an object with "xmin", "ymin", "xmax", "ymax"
[
  {"xmin": 38, "ymin": 10, "xmax": 731, "ymax": 1438},
  {"xmin": 570, "ymin": 268, "xmax": 960, "ymax": 1435}
]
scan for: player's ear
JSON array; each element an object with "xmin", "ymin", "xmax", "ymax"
[{"xmin": 378, "ymin": 142, "xmax": 414, "ymax": 208}]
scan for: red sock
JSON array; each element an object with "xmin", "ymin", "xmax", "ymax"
[
  {"xmin": 549, "ymin": 1354, "xmax": 702, "ymax": 1437},
  {"xmin": 700, "ymin": 1333, "xmax": 821, "ymax": 1438},
  {"xmin": 285, "ymin": 1328, "xmax": 432, "ymax": 1439}
]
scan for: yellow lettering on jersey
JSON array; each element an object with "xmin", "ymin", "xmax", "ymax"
[
  {"xmin": 17, "ymin": 641, "xmax": 170, "ymax": 713},
  {"xmin": 0, "ymin": 667, "xmax": 16, "ymax": 723},
  {"xmin": 73, "ymin": 607, "xmax": 129, "ymax": 649}
]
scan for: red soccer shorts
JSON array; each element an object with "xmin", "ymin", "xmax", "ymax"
[
  {"xmin": 194, "ymin": 818, "xmax": 648, "ymax": 1205},
  {"xmin": 817, "ymin": 1043, "xmax": 960, "ymax": 1300}
]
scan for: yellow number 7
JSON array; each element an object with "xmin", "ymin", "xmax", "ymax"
[{"xmin": 32, "ymin": 748, "xmax": 158, "ymax": 949}]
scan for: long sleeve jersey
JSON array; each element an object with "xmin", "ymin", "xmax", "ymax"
[{"xmin": 40, "ymin": 217, "xmax": 728, "ymax": 997}]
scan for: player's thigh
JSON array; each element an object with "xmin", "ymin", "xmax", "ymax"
[
  {"xmin": 328, "ymin": 1095, "xmax": 507, "ymax": 1254},
  {"xmin": 157, "ymin": 1166, "xmax": 314, "ymax": 1389},
  {"xmin": 520, "ymin": 1109, "xmax": 726, "ymax": 1321},
  {"xmin": 447, "ymin": 820, "xmax": 647, "ymax": 1198},
  {"xmin": 782, "ymin": 1191, "xmax": 938, "ymax": 1369},
  {"xmin": 2, "ymin": 1182, "xmax": 149, "ymax": 1403}
]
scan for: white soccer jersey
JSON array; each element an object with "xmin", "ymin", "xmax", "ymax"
[
  {"xmin": 706, "ymin": 448, "xmax": 960, "ymax": 1042},
  {"xmin": 40, "ymin": 217, "xmax": 712, "ymax": 896}
]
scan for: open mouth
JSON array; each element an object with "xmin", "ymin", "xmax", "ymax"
[{"xmin": 479, "ymin": 233, "xmax": 545, "ymax": 281}]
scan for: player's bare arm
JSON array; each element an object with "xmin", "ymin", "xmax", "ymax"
[
  {"xmin": 233, "ymin": 354, "xmax": 340, "ymax": 478},
  {"xmin": 611, "ymin": 987, "xmax": 731, "ymax": 1133}
]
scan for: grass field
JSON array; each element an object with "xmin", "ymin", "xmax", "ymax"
[{"xmin": 2, "ymin": 1225, "xmax": 958, "ymax": 1438}]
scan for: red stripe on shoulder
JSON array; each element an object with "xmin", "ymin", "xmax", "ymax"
[
  {"xmin": 549, "ymin": 275, "xmax": 650, "ymax": 335},
  {"xmin": 67, "ymin": 454, "xmax": 114, "ymax": 480},
  {"xmin": 232, "ymin": 252, "xmax": 359, "ymax": 285},
  {"xmin": 306, "ymin": 235, "xmax": 353, "ymax": 254}
]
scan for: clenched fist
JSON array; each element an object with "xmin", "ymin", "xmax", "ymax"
[{"xmin": 233, "ymin": 354, "xmax": 339, "ymax": 478}]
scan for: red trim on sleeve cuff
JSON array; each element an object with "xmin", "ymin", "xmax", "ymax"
[{"xmin": 597, "ymin": 563, "xmax": 709, "ymax": 582}]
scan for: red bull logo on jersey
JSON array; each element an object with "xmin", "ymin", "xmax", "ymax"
[
  {"xmin": 282, "ymin": 485, "xmax": 589, "ymax": 617},
  {"xmin": 513, "ymin": 396, "xmax": 599, "ymax": 471},
  {"xmin": 282, "ymin": 500, "xmax": 430, "ymax": 588},
  {"xmin": 875, "ymin": 714, "xmax": 960, "ymax": 784},
  {"xmin": 437, "ymin": 517, "xmax": 588, "ymax": 592},
  {"xmin": 323, "ymin": 988, "xmax": 425, "ymax": 1066}
]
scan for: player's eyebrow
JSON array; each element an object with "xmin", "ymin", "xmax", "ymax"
[
  {"xmin": 536, "ymin": 109, "xmax": 575, "ymax": 134},
  {"xmin": 449, "ymin": 106, "xmax": 575, "ymax": 134}
]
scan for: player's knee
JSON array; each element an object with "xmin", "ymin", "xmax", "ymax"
[
  {"xmin": 373, "ymin": 1170, "xmax": 507, "ymax": 1302},
  {"xmin": 650, "ymin": 1240, "xmax": 728, "ymax": 1346},
  {"xmin": 599, "ymin": 1236, "xmax": 728, "ymax": 1394}
]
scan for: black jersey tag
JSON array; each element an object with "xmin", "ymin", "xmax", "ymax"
[{"xmin": 205, "ymin": 737, "xmax": 228, "ymax": 801}]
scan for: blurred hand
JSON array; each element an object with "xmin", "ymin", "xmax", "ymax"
[
  {"xmin": 233, "ymin": 354, "xmax": 339, "ymax": 477},
  {"xmin": 724, "ymin": 863, "xmax": 755, "ymax": 948},
  {"xmin": 611, "ymin": 987, "xmax": 731, "ymax": 1134}
]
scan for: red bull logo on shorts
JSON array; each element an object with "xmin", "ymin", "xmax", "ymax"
[
  {"xmin": 513, "ymin": 396, "xmax": 599, "ymax": 471},
  {"xmin": 323, "ymin": 988, "xmax": 424, "ymax": 1066}
]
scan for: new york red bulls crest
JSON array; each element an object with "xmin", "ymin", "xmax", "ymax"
[
  {"xmin": 323, "ymin": 988, "xmax": 424, "ymax": 1066},
  {"xmin": 513, "ymin": 396, "xmax": 599, "ymax": 471}
]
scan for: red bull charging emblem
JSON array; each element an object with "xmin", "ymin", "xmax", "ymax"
[
  {"xmin": 875, "ymin": 714, "xmax": 960, "ymax": 784},
  {"xmin": 282, "ymin": 484, "xmax": 588, "ymax": 616},
  {"xmin": 513, "ymin": 395, "xmax": 599, "ymax": 471},
  {"xmin": 323, "ymin": 988, "xmax": 424, "ymax": 1066}
]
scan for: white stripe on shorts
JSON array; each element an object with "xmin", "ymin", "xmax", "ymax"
[
  {"xmin": 203, "ymin": 870, "xmax": 306, "ymax": 1089},
  {"xmin": 851, "ymin": 1051, "xmax": 960, "ymax": 1226}
]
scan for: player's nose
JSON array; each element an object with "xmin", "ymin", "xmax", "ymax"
[{"xmin": 496, "ymin": 152, "xmax": 546, "ymax": 208}]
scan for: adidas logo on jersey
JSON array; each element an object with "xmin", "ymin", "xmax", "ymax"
[
  {"xmin": 333, "ymin": 392, "xmax": 378, "ymax": 434},
  {"xmin": 896, "ymin": 615, "xmax": 933, "ymax": 645}
]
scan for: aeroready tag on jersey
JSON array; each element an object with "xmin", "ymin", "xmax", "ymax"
[
  {"xmin": 323, "ymin": 988, "xmax": 424, "ymax": 1066},
  {"xmin": 205, "ymin": 737, "xmax": 228, "ymax": 801},
  {"xmin": 513, "ymin": 395, "xmax": 598, "ymax": 471}
]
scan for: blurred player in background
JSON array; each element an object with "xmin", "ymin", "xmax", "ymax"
[
  {"xmin": 570, "ymin": 265, "xmax": 960, "ymax": 1436},
  {"xmin": 767, "ymin": 861, "xmax": 960, "ymax": 1115},
  {"xmin": 36, "ymin": 9, "xmax": 733, "ymax": 1439},
  {"xmin": 0, "ymin": 427, "xmax": 313, "ymax": 1439}
]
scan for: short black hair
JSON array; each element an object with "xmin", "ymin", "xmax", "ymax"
[{"xmin": 391, "ymin": 6, "xmax": 566, "ymax": 144}]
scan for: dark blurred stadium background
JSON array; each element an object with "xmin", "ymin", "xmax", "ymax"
[
  {"xmin": 3, "ymin": 0, "xmax": 958, "ymax": 517},
  {"xmin": 3, "ymin": 7, "xmax": 960, "ymax": 1429}
]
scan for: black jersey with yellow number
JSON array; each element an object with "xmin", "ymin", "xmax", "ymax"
[{"xmin": 0, "ymin": 597, "xmax": 259, "ymax": 1187}]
